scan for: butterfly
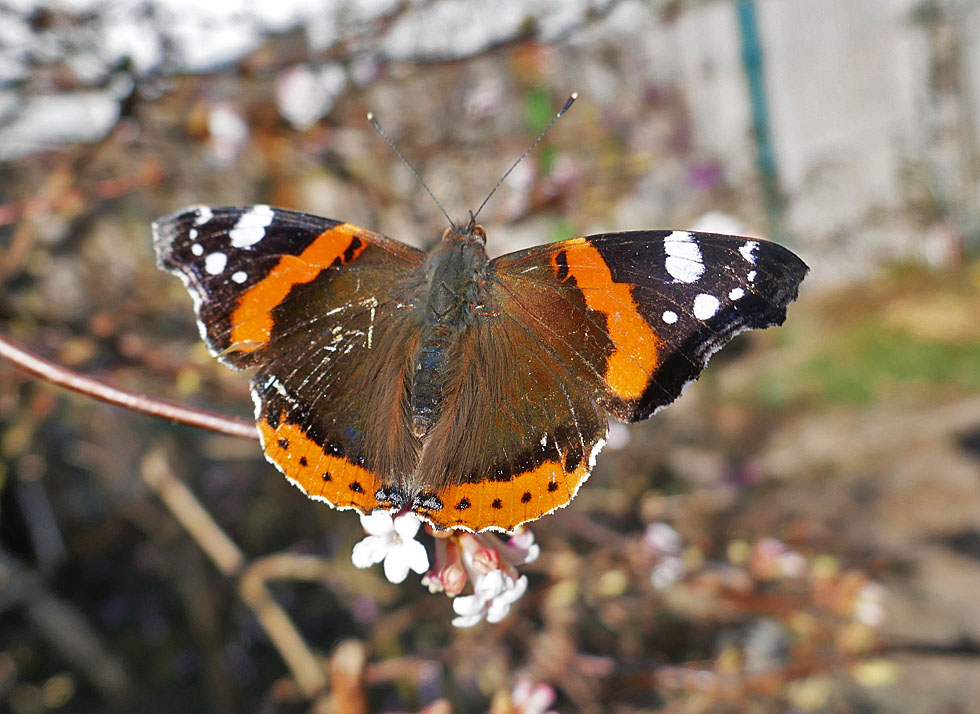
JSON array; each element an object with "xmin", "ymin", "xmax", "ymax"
[{"xmin": 153, "ymin": 204, "xmax": 807, "ymax": 532}]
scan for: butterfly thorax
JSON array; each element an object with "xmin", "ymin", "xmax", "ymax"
[{"xmin": 410, "ymin": 224, "xmax": 490, "ymax": 438}]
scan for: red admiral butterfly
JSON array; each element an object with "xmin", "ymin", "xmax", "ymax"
[{"xmin": 154, "ymin": 200, "xmax": 806, "ymax": 532}]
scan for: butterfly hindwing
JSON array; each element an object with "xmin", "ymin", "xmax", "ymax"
[{"xmin": 409, "ymin": 313, "xmax": 608, "ymax": 531}]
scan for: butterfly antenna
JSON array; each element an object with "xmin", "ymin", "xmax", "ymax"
[
  {"xmin": 471, "ymin": 92, "xmax": 578, "ymax": 223},
  {"xmin": 367, "ymin": 111, "xmax": 454, "ymax": 227}
]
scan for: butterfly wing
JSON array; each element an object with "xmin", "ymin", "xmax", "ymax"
[
  {"xmin": 154, "ymin": 205, "xmax": 427, "ymax": 515},
  {"xmin": 490, "ymin": 230, "xmax": 808, "ymax": 421},
  {"xmin": 411, "ymin": 230, "xmax": 806, "ymax": 531},
  {"xmin": 410, "ymin": 307, "xmax": 608, "ymax": 531}
]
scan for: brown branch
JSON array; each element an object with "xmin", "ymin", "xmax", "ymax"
[
  {"xmin": 0, "ymin": 332, "xmax": 258, "ymax": 440},
  {"xmin": 141, "ymin": 451, "xmax": 334, "ymax": 708},
  {"xmin": 141, "ymin": 451, "xmax": 247, "ymax": 575},
  {"xmin": 326, "ymin": 640, "xmax": 368, "ymax": 714}
]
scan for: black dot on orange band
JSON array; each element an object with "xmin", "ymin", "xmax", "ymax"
[
  {"xmin": 547, "ymin": 481, "xmax": 559, "ymax": 492},
  {"xmin": 491, "ymin": 498, "xmax": 503, "ymax": 509},
  {"xmin": 322, "ymin": 472, "xmax": 332, "ymax": 482},
  {"xmin": 456, "ymin": 498, "xmax": 471, "ymax": 510},
  {"xmin": 342, "ymin": 235, "xmax": 363, "ymax": 263},
  {"xmin": 521, "ymin": 491, "xmax": 532, "ymax": 503},
  {"xmin": 278, "ymin": 438, "xmax": 290, "ymax": 450},
  {"xmin": 554, "ymin": 249, "xmax": 570, "ymax": 282},
  {"xmin": 349, "ymin": 481, "xmax": 364, "ymax": 493},
  {"xmin": 299, "ymin": 456, "xmax": 308, "ymax": 467}
]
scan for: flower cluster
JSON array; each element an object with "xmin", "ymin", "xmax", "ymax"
[{"xmin": 351, "ymin": 511, "xmax": 539, "ymax": 627}]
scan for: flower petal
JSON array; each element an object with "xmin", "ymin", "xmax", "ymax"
[
  {"xmin": 452, "ymin": 594, "xmax": 487, "ymax": 617},
  {"xmin": 486, "ymin": 596, "xmax": 516, "ymax": 623},
  {"xmin": 451, "ymin": 612, "xmax": 485, "ymax": 628},
  {"xmin": 500, "ymin": 574, "xmax": 528, "ymax": 604},
  {"xmin": 393, "ymin": 512, "xmax": 422, "ymax": 539},
  {"xmin": 505, "ymin": 529, "xmax": 540, "ymax": 565},
  {"xmin": 400, "ymin": 539, "xmax": 430, "ymax": 575},
  {"xmin": 382, "ymin": 552, "xmax": 412, "ymax": 584},
  {"xmin": 485, "ymin": 575, "xmax": 528, "ymax": 623},
  {"xmin": 359, "ymin": 510, "xmax": 395, "ymax": 536},
  {"xmin": 473, "ymin": 569, "xmax": 507, "ymax": 600},
  {"xmin": 351, "ymin": 535, "xmax": 390, "ymax": 568}
]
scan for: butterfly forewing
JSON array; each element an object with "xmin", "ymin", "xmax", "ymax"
[
  {"xmin": 490, "ymin": 230, "xmax": 808, "ymax": 423},
  {"xmin": 153, "ymin": 205, "xmax": 425, "ymax": 365}
]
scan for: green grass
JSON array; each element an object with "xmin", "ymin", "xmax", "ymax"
[
  {"xmin": 800, "ymin": 323, "xmax": 980, "ymax": 403},
  {"xmin": 751, "ymin": 317, "xmax": 980, "ymax": 409}
]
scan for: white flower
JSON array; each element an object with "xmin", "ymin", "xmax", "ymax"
[
  {"xmin": 511, "ymin": 679, "xmax": 559, "ymax": 714},
  {"xmin": 351, "ymin": 511, "xmax": 429, "ymax": 584},
  {"xmin": 644, "ymin": 522, "xmax": 682, "ymax": 556},
  {"xmin": 854, "ymin": 581, "xmax": 887, "ymax": 627},
  {"xmin": 451, "ymin": 569, "xmax": 528, "ymax": 628},
  {"xmin": 650, "ymin": 555, "xmax": 686, "ymax": 590}
]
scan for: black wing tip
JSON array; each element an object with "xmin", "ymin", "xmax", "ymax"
[
  {"xmin": 628, "ymin": 236, "xmax": 808, "ymax": 423},
  {"xmin": 151, "ymin": 213, "xmax": 180, "ymax": 269},
  {"xmin": 754, "ymin": 239, "xmax": 809, "ymax": 304},
  {"xmin": 151, "ymin": 205, "xmax": 211, "ymax": 267}
]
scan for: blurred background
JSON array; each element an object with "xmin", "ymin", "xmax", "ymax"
[{"xmin": 1, "ymin": 0, "xmax": 979, "ymax": 712}]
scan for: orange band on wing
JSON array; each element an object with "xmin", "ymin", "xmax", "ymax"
[
  {"xmin": 424, "ymin": 456, "xmax": 592, "ymax": 532},
  {"xmin": 555, "ymin": 239, "xmax": 660, "ymax": 400},
  {"xmin": 230, "ymin": 223, "xmax": 368, "ymax": 352},
  {"xmin": 258, "ymin": 417, "xmax": 381, "ymax": 514}
]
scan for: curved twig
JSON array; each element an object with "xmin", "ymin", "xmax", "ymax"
[{"xmin": 0, "ymin": 333, "xmax": 258, "ymax": 440}]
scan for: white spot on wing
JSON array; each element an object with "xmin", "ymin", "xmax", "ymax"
[
  {"xmin": 739, "ymin": 241, "xmax": 759, "ymax": 265},
  {"xmin": 191, "ymin": 243, "xmax": 203, "ymax": 256},
  {"xmin": 229, "ymin": 205, "xmax": 275, "ymax": 248},
  {"xmin": 747, "ymin": 270, "xmax": 757, "ymax": 282},
  {"xmin": 662, "ymin": 310, "xmax": 678, "ymax": 324},
  {"xmin": 693, "ymin": 293, "xmax": 720, "ymax": 320},
  {"xmin": 232, "ymin": 270, "xmax": 248, "ymax": 283},
  {"xmin": 664, "ymin": 231, "xmax": 704, "ymax": 283},
  {"xmin": 540, "ymin": 434, "xmax": 548, "ymax": 447},
  {"xmin": 204, "ymin": 251, "xmax": 227, "ymax": 274},
  {"xmin": 189, "ymin": 228, "xmax": 198, "ymax": 240},
  {"xmin": 728, "ymin": 287, "xmax": 745, "ymax": 300},
  {"xmin": 194, "ymin": 206, "xmax": 214, "ymax": 225}
]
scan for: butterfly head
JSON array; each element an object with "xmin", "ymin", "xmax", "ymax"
[{"xmin": 442, "ymin": 213, "xmax": 487, "ymax": 246}]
